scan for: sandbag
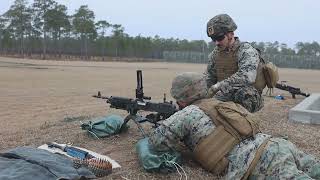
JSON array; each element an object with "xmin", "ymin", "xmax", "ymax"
[
  {"xmin": 136, "ymin": 138, "xmax": 182, "ymax": 173},
  {"xmin": 81, "ymin": 115, "xmax": 128, "ymax": 138}
]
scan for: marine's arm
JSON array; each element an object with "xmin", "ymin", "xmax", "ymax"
[
  {"xmin": 149, "ymin": 105, "xmax": 215, "ymax": 152},
  {"xmin": 205, "ymin": 50, "xmax": 218, "ymax": 88},
  {"xmin": 148, "ymin": 108, "xmax": 189, "ymax": 152}
]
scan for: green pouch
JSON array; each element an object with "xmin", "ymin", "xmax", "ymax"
[
  {"xmin": 81, "ymin": 114, "xmax": 128, "ymax": 138},
  {"xmin": 136, "ymin": 138, "xmax": 182, "ymax": 173}
]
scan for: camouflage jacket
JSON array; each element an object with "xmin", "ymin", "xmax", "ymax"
[
  {"xmin": 205, "ymin": 38, "xmax": 260, "ymax": 90},
  {"xmin": 149, "ymin": 105, "xmax": 270, "ymax": 179}
]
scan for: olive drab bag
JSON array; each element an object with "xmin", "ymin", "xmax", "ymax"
[{"xmin": 254, "ymin": 48, "xmax": 279, "ymax": 94}]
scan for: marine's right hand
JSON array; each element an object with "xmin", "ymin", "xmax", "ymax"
[{"xmin": 207, "ymin": 83, "xmax": 221, "ymax": 97}]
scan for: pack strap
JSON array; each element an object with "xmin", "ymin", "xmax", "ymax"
[{"xmin": 241, "ymin": 137, "xmax": 271, "ymax": 180}]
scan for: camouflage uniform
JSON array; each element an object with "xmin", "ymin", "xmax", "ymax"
[
  {"xmin": 206, "ymin": 38, "xmax": 263, "ymax": 113},
  {"xmin": 149, "ymin": 109, "xmax": 320, "ymax": 179},
  {"xmin": 205, "ymin": 14, "xmax": 264, "ymax": 113},
  {"xmin": 149, "ymin": 72, "xmax": 320, "ymax": 179},
  {"xmin": 149, "ymin": 105, "xmax": 214, "ymax": 152},
  {"xmin": 249, "ymin": 138, "xmax": 320, "ymax": 180}
]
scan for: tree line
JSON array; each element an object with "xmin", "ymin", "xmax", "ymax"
[{"xmin": 0, "ymin": 0, "xmax": 320, "ymax": 62}]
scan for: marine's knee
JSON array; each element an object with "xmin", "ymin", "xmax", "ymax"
[{"xmin": 234, "ymin": 86, "xmax": 264, "ymax": 113}]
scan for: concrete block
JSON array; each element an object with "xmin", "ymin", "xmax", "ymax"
[{"xmin": 289, "ymin": 93, "xmax": 320, "ymax": 124}]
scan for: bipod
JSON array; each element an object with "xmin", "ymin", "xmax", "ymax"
[{"xmin": 120, "ymin": 114, "xmax": 148, "ymax": 138}]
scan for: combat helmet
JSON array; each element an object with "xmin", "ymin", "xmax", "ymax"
[
  {"xmin": 170, "ymin": 72, "xmax": 207, "ymax": 103},
  {"xmin": 207, "ymin": 14, "xmax": 237, "ymax": 39}
]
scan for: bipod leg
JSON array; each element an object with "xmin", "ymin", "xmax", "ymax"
[
  {"xmin": 131, "ymin": 115, "xmax": 148, "ymax": 138},
  {"xmin": 120, "ymin": 114, "xmax": 132, "ymax": 132}
]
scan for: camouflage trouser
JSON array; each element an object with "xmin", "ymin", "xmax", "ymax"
[
  {"xmin": 215, "ymin": 85, "xmax": 263, "ymax": 113},
  {"xmin": 249, "ymin": 138, "xmax": 320, "ymax": 179}
]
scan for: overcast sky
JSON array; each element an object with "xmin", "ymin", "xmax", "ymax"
[{"xmin": 0, "ymin": 0, "xmax": 319, "ymax": 48}]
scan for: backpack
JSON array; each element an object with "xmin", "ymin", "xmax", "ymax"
[{"xmin": 254, "ymin": 48, "xmax": 279, "ymax": 94}]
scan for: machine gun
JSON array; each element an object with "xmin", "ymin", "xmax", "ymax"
[
  {"xmin": 93, "ymin": 70, "xmax": 178, "ymax": 137},
  {"xmin": 275, "ymin": 81, "xmax": 310, "ymax": 99}
]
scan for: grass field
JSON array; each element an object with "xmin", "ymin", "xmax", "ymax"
[{"xmin": 0, "ymin": 57, "xmax": 319, "ymax": 179}]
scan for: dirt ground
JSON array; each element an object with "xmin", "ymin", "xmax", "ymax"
[{"xmin": 0, "ymin": 57, "xmax": 319, "ymax": 180}]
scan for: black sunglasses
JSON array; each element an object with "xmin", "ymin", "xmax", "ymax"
[{"xmin": 210, "ymin": 34, "xmax": 226, "ymax": 42}]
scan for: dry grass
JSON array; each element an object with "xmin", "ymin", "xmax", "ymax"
[{"xmin": 0, "ymin": 57, "xmax": 319, "ymax": 179}]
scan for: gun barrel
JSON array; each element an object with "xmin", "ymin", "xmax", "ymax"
[
  {"xmin": 92, "ymin": 91, "xmax": 110, "ymax": 99},
  {"xmin": 106, "ymin": 96, "xmax": 135, "ymax": 111}
]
